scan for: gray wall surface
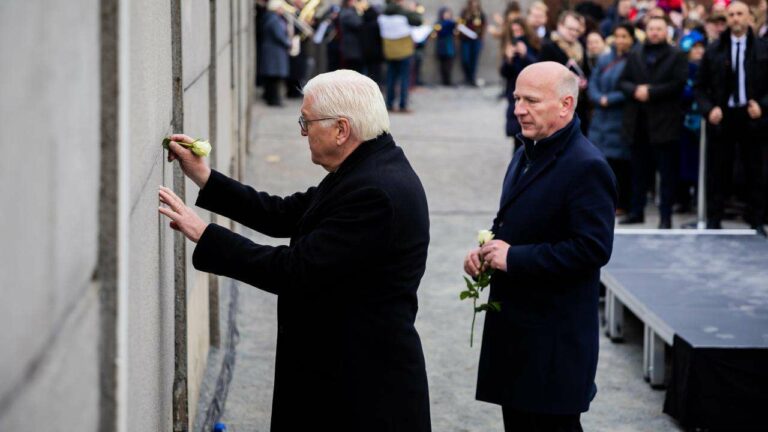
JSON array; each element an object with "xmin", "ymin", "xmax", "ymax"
[{"xmin": 0, "ymin": 0, "xmax": 254, "ymax": 430}]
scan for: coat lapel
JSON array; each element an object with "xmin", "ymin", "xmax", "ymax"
[
  {"xmin": 498, "ymin": 118, "xmax": 579, "ymax": 212},
  {"xmin": 499, "ymin": 151, "xmax": 559, "ymax": 211},
  {"xmin": 499, "ymin": 151, "xmax": 523, "ymax": 207}
]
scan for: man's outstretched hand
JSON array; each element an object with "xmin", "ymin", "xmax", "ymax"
[
  {"xmin": 158, "ymin": 186, "xmax": 208, "ymax": 243},
  {"xmin": 167, "ymin": 133, "xmax": 211, "ymax": 188}
]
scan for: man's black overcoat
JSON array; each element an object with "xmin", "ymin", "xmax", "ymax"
[
  {"xmin": 476, "ymin": 117, "xmax": 617, "ymax": 415},
  {"xmin": 192, "ymin": 133, "xmax": 431, "ymax": 431},
  {"xmin": 618, "ymin": 43, "xmax": 688, "ymax": 146}
]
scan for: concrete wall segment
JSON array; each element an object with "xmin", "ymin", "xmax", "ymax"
[
  {"xmin": 0, "ymin": 0, "xmax": 252, "ymax": 428},
  {"xmin": 123, "ymin": 0, "xmax": 176, "ymax": 430},
  {"xmin": 0, "ymin": 0, "xmax": 100, "ymax": 427},
  {"xmin": 182, "ymin": 0, "xmax": 212, "ymax": 89}
]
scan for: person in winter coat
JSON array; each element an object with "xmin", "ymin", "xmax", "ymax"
[
  {"xmin": 339, "ymin": 0, "xmax": 366, "ymax": 72},
  {"xmin": 618, "ymin": 16, "xmax": 688, "ymax": 228},
  {"xmin": 160, "ymin": 70, "xmax": 432, "ymax": 432},
  {"xmin": 261, "ymin": 0, "xmax": 292, "ymax": 106},
  {"xmin": 500, "ymin": 17, "xmax": 540, "ymax": 150},
  {"xmin": 588, "ymin": 22, "xmax": 635, "ymax": 214},
  {"xmin": 435, "ymin": 6, "xmax": 457, "ymax": 86}
]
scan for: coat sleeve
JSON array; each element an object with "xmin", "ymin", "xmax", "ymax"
[
  {"xmin": 266, "ymin": 14, "xmax": 292, "ymax": 49},
  {"xmin": 648, "ymin": 51, "xmax": 687, "ymax": 101},
  {"xmin": 195, "ymin": 169, "xmax": 315, "ymax": 238},
  {"xmin": 192, "ymin": 187, "xmax": 393, "ymax": 295},
  {"xmin": 694, "ymin": 46, "xmax": 717, "ymax": 117},
  {"xmin": 504, "ymin": 158, "xmax": 616, "ymax": 276},
  {"xmin": 587, "ymin": 61, "xmax": 604, "ymax": 104},
  {"xmin": 618, "ymin": 54, "xmax": 638, "ymax": 97}
]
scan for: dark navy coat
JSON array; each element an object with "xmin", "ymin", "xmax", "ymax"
[
  {"xmin": 193, "ymin": 133, "xmax": 431, "ymax": 431},
  {"xmin": 476, "ymin": 117, "xmax": 617, "ymax": 414},
  {"xmin": 261, "ymin": 11, "xmax": 291, "ymax": 78}
]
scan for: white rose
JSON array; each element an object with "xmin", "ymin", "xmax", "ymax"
[
  {"xmin": 477, "ymin": 229, "xmax": 494, "ymax": 246},
  {"xmin": 190, "ymin": 140, "xmax": 212, "ymax": 157}
]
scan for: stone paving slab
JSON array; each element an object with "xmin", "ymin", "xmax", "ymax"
[{"xmin": 218, "ymin": 86, "xmax": 684, "ymax": 431}]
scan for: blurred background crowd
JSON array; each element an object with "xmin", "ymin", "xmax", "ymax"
[{"xmin": 255, "ymin": 0, "xmax": 768, "ymax": 233}]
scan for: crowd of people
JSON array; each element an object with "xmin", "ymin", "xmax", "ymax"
[{"xmin": 255, "ymin": 0, "xmax": 768, "ymax": 234}]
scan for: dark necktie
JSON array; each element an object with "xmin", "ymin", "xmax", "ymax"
[{"xmin": 734, "ymin": 41, "xmax": 741, "ymax": 106}]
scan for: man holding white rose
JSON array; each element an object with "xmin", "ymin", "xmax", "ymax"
[
  {"xmin": 159, "ymin": 70, "xmax": 431, "ymax": 431},
  {"xmin": 464, "ymin": 62, "xmax": 616, "ymax": 431}
]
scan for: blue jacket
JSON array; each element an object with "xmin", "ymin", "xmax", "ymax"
[
  {"xmin": 261, "ymin": 11, "xmax": 291, "ymax": 78},
  {"xmin": 588, "ymin": 50, "xmax": 630, "ymax": 160},
  {"xmin": 435, "ymin": 19, "xmax": 456, "ymax": 58},
  {"xmin": 476, "ymin": 117, "xmax": 617, "ymax": 414}
]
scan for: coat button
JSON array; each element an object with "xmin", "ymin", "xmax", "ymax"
[{"xmin": 499, "ymin": 222, "xmax": 505, "ymax": 228}]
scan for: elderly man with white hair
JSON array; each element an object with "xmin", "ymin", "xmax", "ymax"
[
  {"xmin": 159, "ymin": 70, "xmax": 431, "ymax": 431},
  {"xmin": 464, "ymin": 62, "xmax": 616, "ymax": 432}
]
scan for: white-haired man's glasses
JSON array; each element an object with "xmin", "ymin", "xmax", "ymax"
[{"xmin": 298, "ymin": 115, "xmax": 338, "ymax": 133}]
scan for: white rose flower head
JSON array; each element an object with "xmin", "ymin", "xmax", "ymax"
[
  {"xmin": 190, "ymin": 140, "xmax": 212, "ymax": 157},
  {"xmin": 477, "ymin": 229, "xmax": 494, "ymax": 246}
]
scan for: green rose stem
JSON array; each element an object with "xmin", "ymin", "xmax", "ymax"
[{"xmin": 461, "ymin": 230, "xmax": 501, "ymax": 347}]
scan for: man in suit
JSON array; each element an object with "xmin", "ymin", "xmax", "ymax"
[
  {"xmin": 695, "ymin": 0, "xmax": 768, "ymax": 236},
  {"xmin": 158, "ymin": 70, "xmax": 432, "ymax": 431},
  {"xmin": 464, "ymin": 62, "xmax": 616, "ymax": 432},
  {"xmin": 618, "ymin": 15, "xmax": 688, "ymax": 228}
]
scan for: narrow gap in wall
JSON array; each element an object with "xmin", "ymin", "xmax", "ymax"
[
  {"xmin": 97, "ymin": 0, "xmax": 120, "ymax": 430},
  {"xmin": 170, "ymin": 0, "xmax": 189, "ymax": 430}
]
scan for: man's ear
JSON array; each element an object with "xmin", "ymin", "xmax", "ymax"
[
  {"xmin": 336, "ymin": 117, "xmax": 352, "ymax": 145},
  {"xmin": 561, "ymin": 95, "xmax": 575, "ymax": 116}
]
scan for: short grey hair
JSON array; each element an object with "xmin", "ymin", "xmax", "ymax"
[
  {"xmin": 302, "ymin": 70, "xmax": 390, "ymax": 141},
  {"xmin": 558, "ymin": 71, "xmax": 579, "ymax": 110}
]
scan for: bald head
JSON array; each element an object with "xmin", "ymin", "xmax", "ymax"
[
  {"xmin": 513, "ymin": 62, "xmax": 579, "ymax": 141},
  {"xmin": 519, "ymin": 62, "xmax": 579, "ymax": 107}
]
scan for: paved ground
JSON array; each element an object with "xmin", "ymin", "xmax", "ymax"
[{"xmin": 217, "ymin": 85, "xmax": 703, "ymax": 431}]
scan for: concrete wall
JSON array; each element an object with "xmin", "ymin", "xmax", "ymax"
[
  {"xmin": 0, "ymin": 1, "xmax": 101, "ymax": 430},
  {"xmin": 0, "ymin": 0, "xmax": 253, "ymax": 430}
]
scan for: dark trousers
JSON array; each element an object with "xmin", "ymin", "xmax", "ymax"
[
  {"xmin": 502, "ymin": 406, "xmax": 583, "ymax": 432},
  {"xmin": 608, "ymin": 157, "xmax": 632, "ymax": 211},
  {"xmin": 460, "ymin": 39, "xmax": 483, "ymax": 85},
  {"xmin": 630, "ymin": 142, "xmax": 678, "ymax": 220},
  {"xmin": 263, "ymin": 76, "xmax": 282, "ymax": 106},
  {"xmin": 438, "ymin": 56, "xmax": 453, "ymax": 86},
  {"xmin": 706, "ymin": 108, "xmax": 768, "ymax": 226},
  {"xmin": 386, "ymin": 56, "xmax": 411, "ymax": 110},
  {"xmin": 363, "ymin": 60, "xmax": 383, "ymax": 85}
]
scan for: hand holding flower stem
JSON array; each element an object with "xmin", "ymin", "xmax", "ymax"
[
  {"xmin": 461, "ymin": 230, "xmax": 502, "ymax": 347},
  {"xmin": 163, "ymin": 134, "xmax": 212, "ymax": 188}
]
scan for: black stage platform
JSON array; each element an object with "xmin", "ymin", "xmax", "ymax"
[{"xmin": 602, "ymin": 231, "xmax": 768, "ymax": 431}]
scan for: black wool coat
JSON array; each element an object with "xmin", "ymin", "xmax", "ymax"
[
  {"xmin": 192, "ymin": 133, "xmax": 431, "ymax": 432},
  {"xmin": 694, "ymin": 28, "xmax": 768, "ymax": 137},
  {"xmin": 476, "ymin": 117, "xmax": 617, "ymax": 415},
  {"xmin": 618, "ymin": 43, "xmax": 688, "ymax": 146}
]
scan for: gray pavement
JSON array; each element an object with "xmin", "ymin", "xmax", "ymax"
[{"xmin": 218, "ymin": 85, "xmax": 689, "ymax": 431}]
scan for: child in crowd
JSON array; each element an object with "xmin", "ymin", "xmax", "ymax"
[
  {"xmin": 676, "ymin": 30, "xmax": 706, "ymax": 213},
  {"xmin": 434, "ymin": 7, "xmax": 457, "ymax": 86}
]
